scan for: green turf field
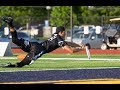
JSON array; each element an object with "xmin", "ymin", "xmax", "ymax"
[
  {"xmin": 0, "ymin": 53, "xmax": 120, "ymax": 71},
  {"xmin": 41, "ymin": 54, "xmax": 120, "ymax": 59}
]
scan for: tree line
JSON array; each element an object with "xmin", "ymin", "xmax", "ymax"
[{"xmin": 0, "ymin": 6, "xmax": 120, "ymax": 27}]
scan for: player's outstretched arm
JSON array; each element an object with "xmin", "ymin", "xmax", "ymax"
[{"xmin": 62, "ymin": 45, "xmax": 81, "ymax": 53}]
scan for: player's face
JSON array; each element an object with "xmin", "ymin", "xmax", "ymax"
[{"xmin": 61, "ymin": 31, "xmax": 65, "ymax": 38}]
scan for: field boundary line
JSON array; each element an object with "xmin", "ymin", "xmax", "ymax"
[
  {"xmin": 0, "ymin": 57, "xmax": 120, "ymax": 61},
  {"xmin": 0, "ymin": 67, "xmax": 120, "ymax": 72}
]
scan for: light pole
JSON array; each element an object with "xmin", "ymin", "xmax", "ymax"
[
  {"xmin": 70, "ymin": 6, "xmax": 73, "ymax": 42},
  {"xmin": 46, "ymin": 6, "xmax": 51, "ymax": 21}
]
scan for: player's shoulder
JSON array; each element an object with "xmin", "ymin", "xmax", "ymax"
[
  {"xmin": 52, "ymin": 33, "xmax": 58, "ymax": 36},
  {"xmin": 52, "ymin": 33, "xmax": 62, "ymax": 39}
]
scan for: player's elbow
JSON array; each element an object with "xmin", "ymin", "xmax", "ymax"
[
  {"xmin": 69, "ymin": 50, "xmax": 74, "ymax": 53},
  {"xmin": 62, "ymin": 45, "xmax": 75, "ymax": 53},
  {"xmin": 69, "ymin": 48, "xmax": 77, "ymax": 53}
]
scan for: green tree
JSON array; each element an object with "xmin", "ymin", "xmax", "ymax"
[
  {"xmin": 74, "ymin": 6, "xmax": 120, "ymax": 25},
  {"xmin": 79, "ymin": 6, "xmax": 100, "ymax": 25},
  {"xmin": 0, "ymin": 6, "xmax": 47, "ymax": 26},
  {"xmin": 95, "ymin": 6, "xmax": 120, "ymax": 24},
  {"xmin": 50, "ymin": 6, "xmax": 78, "ymax": 29}
]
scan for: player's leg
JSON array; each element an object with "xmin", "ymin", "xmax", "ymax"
[
  {"xmin": 10, "ymin": 30, "xmax": 24, "ymax": 46},
  {"xmin": 18, "ymin": 46, "xmax": 46, "ymax": 67},
  {"xmin": 2, "ymin": 16, "xmax": 21, "ymax": 45},
  {"xmin": 3, "ymin": 44, "xmax": 46, "ymax": 68},
  {"xmin": 3, "ymin": 51, "xmax": 35, "ymax": 67},
  {"xmin": 28, "ymin": 44, "xmax": 46, "ymax": 65},
  {"xmin": 2, "ymin": 16, "xmax": 31, "ymax": 52},
  {"xmin": 10, "ymin": 29, "xmax": 31, "ymax": 52},
  {"xmin": 15, "ymin": 45, "xmax": 36, "ymax": 67},
  {"xmin": 3, "ymin": 50, "xmax": 45, "ymax": 68},
  {"xmin": 16, "ymin": 51, "xmax": 35, "ymax": 67}
]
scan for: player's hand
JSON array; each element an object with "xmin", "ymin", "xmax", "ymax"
[{"xmin": 79, "ymin": 44, "xmax": 86, "ymax": 49}]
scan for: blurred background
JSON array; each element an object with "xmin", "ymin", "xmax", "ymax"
[{"xmin": 1, "ymin": 6, "xmax": 120, "ymax": 50}]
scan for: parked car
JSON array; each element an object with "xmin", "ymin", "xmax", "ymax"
[{"xmin": 72, "ymin": 31, "xmax": 104, "ymax": 49}]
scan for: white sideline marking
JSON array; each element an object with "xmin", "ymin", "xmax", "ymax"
[
  {"xmin": 0, "ymin": 57, "xmax": 16, "ymax": 59},
  {"xmin": 38, "ymin": 58, "xmax": 120, "ymax": 61},
  {"xmin": 0, "ymin": 67, "xmax": 120, "ymax": 72},
  {"xmin": 0, "ymin": 57, "xmax": 120, "ymax": 61}
]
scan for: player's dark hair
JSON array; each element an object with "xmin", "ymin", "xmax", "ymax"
[{"xmin": 55, "ymin": 26, "xmax": 65, "ymax": 34}]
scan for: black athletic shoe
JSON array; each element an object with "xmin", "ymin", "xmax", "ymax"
[
  {"xmin": 1, "ymin": 16, "xmax": 13, "ymax": 28},
  {"xmin": 2, "ymin": 62, "xmax": 16, "ymax": 68}
]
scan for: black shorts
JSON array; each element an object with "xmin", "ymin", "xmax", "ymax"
[
  {"xmin": 16, "ymin": 38, "xmax": 46, "ymax": 55},
  {"xmin": 30, "ymin": 42, "xmax": 46, "ymax": 55}
]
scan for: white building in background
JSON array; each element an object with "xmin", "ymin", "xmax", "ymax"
[{"xmin": 4, "ymin": 27, "xmax": 9, "ymax": 36}]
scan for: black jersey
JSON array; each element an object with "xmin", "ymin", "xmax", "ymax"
[{"xmin": 41, "ymin": 34, "xmax": 67, "ymax": 53}]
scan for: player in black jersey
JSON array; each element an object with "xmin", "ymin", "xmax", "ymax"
[{"xmin": 1, "ymin": 16, "xmax": 83, "ymax": 67}]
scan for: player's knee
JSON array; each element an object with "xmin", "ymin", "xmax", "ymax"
[
  {"xmin": 16, "ymin": 60, "xmax": 32, "ymax": 67},
  {"xmin": 17, "ymin": 53, "xmax": 35, "ymax": 67}
]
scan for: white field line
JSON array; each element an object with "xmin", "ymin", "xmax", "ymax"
[
  {"xmin": 0, "ymin": 57, "xmax": 17, "ymax": 59},
  {"xmin": 0, "ymin": 67, "xmax": 120, "ymax": 72},
  {"xmin": 0, "ymin": 57, "xmax": 120, "ymax": 61},
  {"xmin": 38, "ymin": 58, "xmax": 120, "ymax": 61}
]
